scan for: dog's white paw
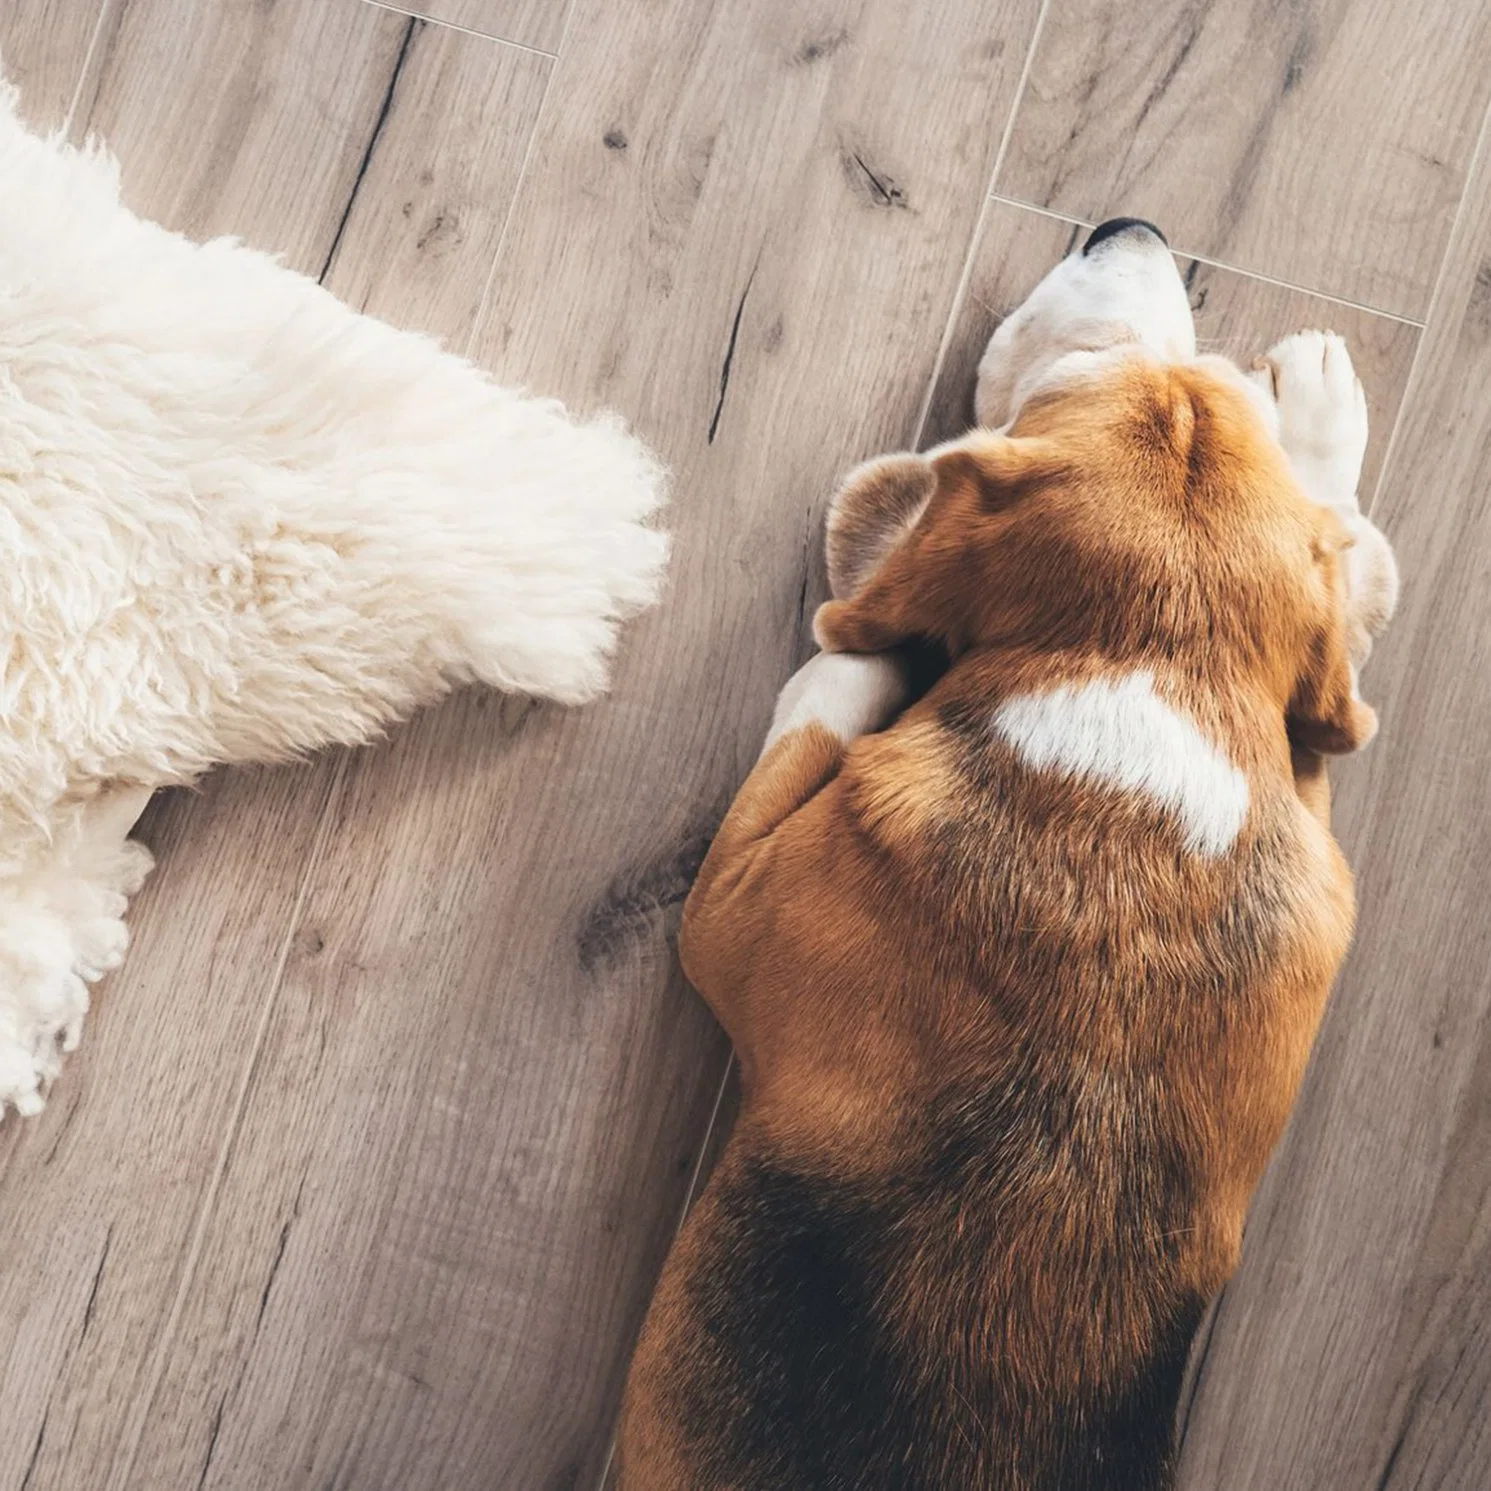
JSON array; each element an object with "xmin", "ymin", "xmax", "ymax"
[
  {"xmin": 762, "ymin": 651, "xmax": 910, "ymax": 756},
  {"xmin": 1251, "ymin": 330, "xmax": 1368, "ymax": 511}
]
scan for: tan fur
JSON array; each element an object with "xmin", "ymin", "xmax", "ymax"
[
  {"xmin": 618, "ymin": 359, "xmax": 1389, "ymax": 1490},
  {"xmin": 824, "ymin": 454, "xmax": 937, "ymax": 600}
]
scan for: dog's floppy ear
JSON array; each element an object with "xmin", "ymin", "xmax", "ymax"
[
  {"xmin": 813, "ymin": 521, "xmax": 933, "ymax": 653},
  {"xmin": 814, "ymin": 447, "xmax": 971, "ymax": 654},
  {"xmin": 824, "ymin": 454, "xmax": 937, "ymax": 600},
  {"xmin": 814, "ymin": 439, "xmax": 1028, "ymax": 655},
  {"xmin": 1288, "ymin": 533, "xmax": 1378, "ymax": 755}
]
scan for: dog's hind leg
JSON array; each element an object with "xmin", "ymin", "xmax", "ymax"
[{"xmin": 680, "ymin": 652, "xmax": 907, "ymax": 1031}]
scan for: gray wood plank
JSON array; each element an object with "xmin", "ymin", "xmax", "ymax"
[
  {"xmin": 365, "ymin": 0, "xmax": 569, "ymax": 54},
  {"xmin": 323, "ymin": 19, "xmax": 551, "ymax": 339},
  {"xmin": 997, "ymin": 0, "xmax": 1491, "ymax": 318},
  {"xmin": 137, "ymin": 1, "xmax": 1045, "ymax": 1485},
  {"xmin": 0, "ymin": 763, "xmax": 346, "ymax": 1491},
  {"xmin": 112, "ymin": 28, "xmax": 561, "ymax": 1490},
  {"xmin": 0, "ymin": 4, "xmax": 524, "ymax": 1489},
  {"xmin": 925, "ymin": 198, "xmax": 1419, "ymax": 502},
  {"xmin": 74, "ymin": 0, "xmax": 409, "ymax": 274},
  {"xmin": 0, "ymin": 0, "xmax": 107, "ymax": 133},
  {"xmin": 1175, "ymin": 112, "xmax": 1491, "ymax": 1491}
]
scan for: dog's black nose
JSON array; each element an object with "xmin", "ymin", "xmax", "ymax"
[{"xmin": 1082, "ymin": 217, "xmax": 1168, "ymax": 255}]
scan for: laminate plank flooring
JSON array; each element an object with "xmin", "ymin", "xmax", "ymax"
[
  {"xmin": 0, "ymin": 0, "xmax": 107, "ymax": 133},
  {"xmin": 131, "ymin": 3, "xmax": 1045, "ymax": 1484},
  {"xmin": 364, "ymin": 0, "xmax": 569, "ymax": 55},
  {"xmin": 997, "ymin": 0, "xmax": 1491, "ymax": 319},
  {"xmin": 1173, "ymin": 117, "xmax": 1491, "ymax": 1491},
  {"xmin": 0, "ymin": 0, "xmax": 1488, "ymax": 1486}
]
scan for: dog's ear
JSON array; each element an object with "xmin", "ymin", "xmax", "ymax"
[
  {"xmin": 814, "ymin": 451, "xmax": 944, "ymax": 653},
  {"xmin": 1288, "ymin": 532, "xmax": 1379, "ymax": 754},
  {"xmin": 813, "ymin": 525, "xmax": 933, "ymax": 653},
  {"xmin": 814, "ymin": 438, "xmax": 1027, "ymax": 655},
  {"xmin": 824, "ymin": 454, "xmax": 937, "ymax": 600}
]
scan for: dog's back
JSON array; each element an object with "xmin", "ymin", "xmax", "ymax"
[
  {"xmin": 620, "ymin": 348, "xmax": 1389, "ymax": 1487},
  {"xmin": 622, "ymin": 646, "xmax": 1353, "ymax": 1489}
]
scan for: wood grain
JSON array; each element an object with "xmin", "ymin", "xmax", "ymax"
[
  {"xmin": 925, "ymin": 198, "xmax": 1420, "ymax": 503},
  {"xmin": 0, "ymin": 3, "xmax": 547, "ymax": 1489},
  {"xmin": 0, "ymin": 763, "xmax": 347, "ymax": 1491},
  {"xmin": 0, "ymin": 0, "xmax": 106, "ymax": 133},
  {"xmin": 74, "ymin": 0, "xmax": 410, "ymax": 274},
  {"xmin": 1175, "ymin": 116, "xmax": 1491, "ymax": 1491},
  {"xmin": 997, "ymin": 0, "xmax": 1491, "ymax": 318},
  {"xmin": 364, "ymin": 0, "xmax": 569, "ymax": 54},
  {"xmin": 119, "ymin": 1, "xmax": 1045, "ymax": 1485},
  {"xmin": 323, "ymin": 19, "xmax": 551, "ymax": 339}
]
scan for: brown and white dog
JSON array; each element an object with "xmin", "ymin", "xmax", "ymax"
[{"xmin": 618, "ymin": 219, "xmax": 1398, "ymax": 1489}]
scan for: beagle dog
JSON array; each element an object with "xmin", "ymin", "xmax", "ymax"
[{"xmin": 619, "ymin": 219, "xmax": 1398, "ymax": 1489}]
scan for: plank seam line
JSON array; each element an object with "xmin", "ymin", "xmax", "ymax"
[
  {"xmin": 911, "ymin": 0, "xmax": 1053, "ymax": 446},
  {"xmin": 358, "ymin": 0, "xmax": 560, "ymax": 60},
  {"xmin": 1363, "ymin": 92, "xmax": 1491, "ymax": 518},
  {"xmin": 592, "ymin": 1051, "xmax": 737, "ymax": 1491},
  {"xmin": 675, "ymin": 1056, "xmax": 736, "ymax": 1228},
  {"xmin": 459, "ymin": 0, "xmax": 575, "ymax": 358},
  {"xmin": 60, "ymin": 0, "xmax": 114, "ymax": 141},
  {"xmin": 107, "ymin": 752, "xmax": 353, "ymax": 1491},
  {"xmin": 989, "ymin": 194, "xmax": 1426, "ymax": 329}
]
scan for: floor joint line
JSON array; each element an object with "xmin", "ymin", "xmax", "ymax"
[
  {"xmin": 1362, "ymin": 93, "xmax": 1491, "ymax": 517},
  {"xmin": 911, "ymin": 0, "xmax": 1053, "ymax": 447},
  {"xmin": 358, "ymin": 0, "xmax": 559, "ymax": 59},
  {"xmin": 989, "ymin": 194, "xmax": 1426, "ymax": 328}
]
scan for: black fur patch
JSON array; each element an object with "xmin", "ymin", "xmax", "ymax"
[
  {"xmin": 665, "ymin": 1143, "xmax": 1206, "ymax": 1490},
  {"xmin": 671, "ymin": 1159, "xmax": 916, "ymax": 1489}
]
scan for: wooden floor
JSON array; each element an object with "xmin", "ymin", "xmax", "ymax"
[{"xmin": 1, "ymin": 1, "xmax": 1488, "ymax": 1486}]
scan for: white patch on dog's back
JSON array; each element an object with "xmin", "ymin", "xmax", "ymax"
[{"xmin": 991, "ymin": 672, "xmax": 1249, "ymax": 856}]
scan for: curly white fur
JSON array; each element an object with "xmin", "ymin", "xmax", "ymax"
[{"xmin": 0, "ymin": 83, "xmax": 668, "ymax": 1115}]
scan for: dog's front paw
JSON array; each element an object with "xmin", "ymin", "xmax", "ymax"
[
  {"xmin": 762, "ymin": 651, "xmax": 910, "ymax": 755},
  {"xmin": 1251, "ymin": 330, "xmax": 1368, "ymax": 511}
]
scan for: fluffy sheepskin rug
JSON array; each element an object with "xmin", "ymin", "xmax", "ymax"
[{"xmin": 0, "ymin": 84, "xmax": 668, "ymax": 1117}]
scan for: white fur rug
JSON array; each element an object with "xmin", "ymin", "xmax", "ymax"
[{"xmin": 0, "ymin": 84, "xmax": 668, "ymax": 1117}]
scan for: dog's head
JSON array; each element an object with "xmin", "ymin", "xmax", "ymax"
[{"xmin": 815, "ymin": 221, "xmax": 1392, "ymax": 754}]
